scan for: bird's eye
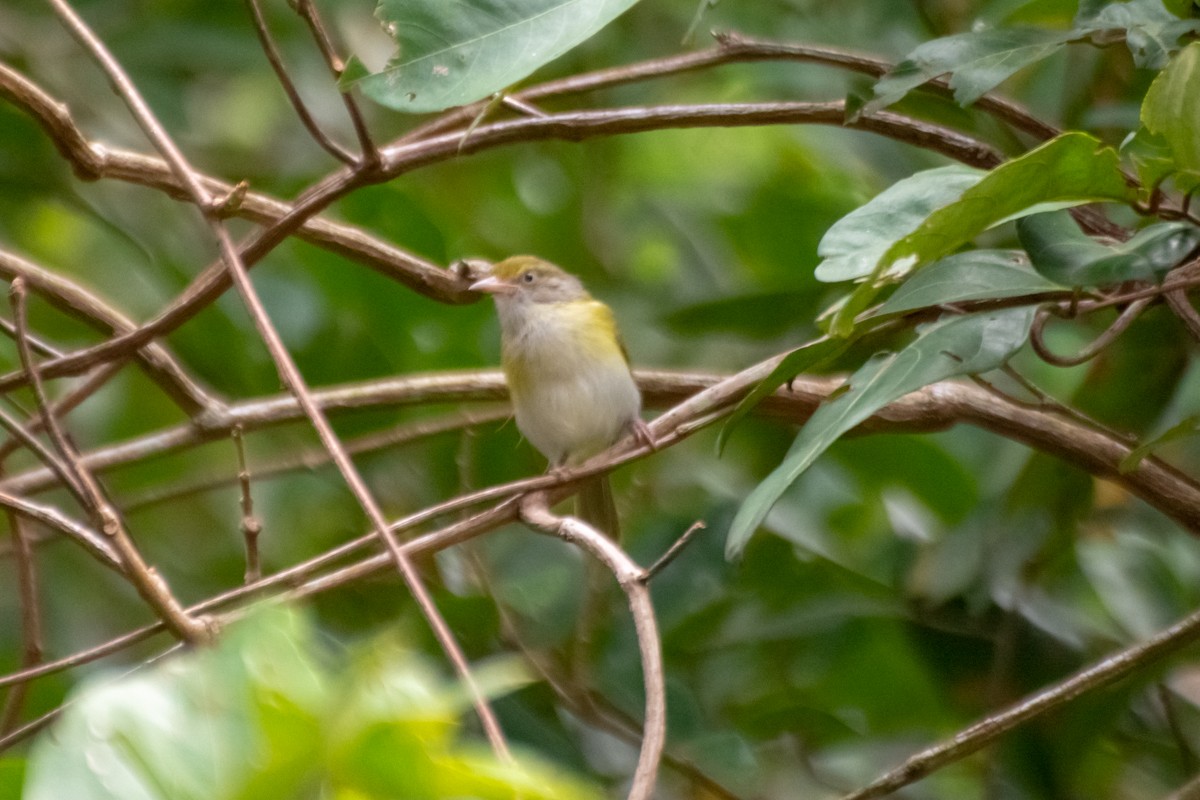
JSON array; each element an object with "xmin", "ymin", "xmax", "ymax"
[{"xmin": 522, "ymin": 272, "xmax": 535, "ymax": 283}]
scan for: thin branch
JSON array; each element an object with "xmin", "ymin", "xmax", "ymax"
[
  {"xmin": 0, "ymin": 247, "xmax": 222, "ymax": 418},
  {"xmin": 232, "ymin": 426, "xmax": 262, "ymax": 583},
  {"xmin": 12, "ymin": 277, "xmax": 209, "ymax": 644},
  {"xmin": 121, "ymin": 408, "xmax": 509, "ymax": 512},
  {"xmin": 0, "ymin": 362, "xmax": 127, "ymax": 463},
  {"xmin": 1030, "ymin": 297, "xmax": 1152, "ymax": 367},
  {"xmin": 0, "ymin": 313, "xmax": 63, "ymax": 359},
  {"xmin": 0, "ymin": 497, "xmax": 44, "ymax": 734},
  {"xmin": 0, "ymin": 384, "xmax": 91, "ymax": 508},
  {"xmin": 1, "ymin": 363, "xmax": 1197, "ymax": 535},
  {"xmin": 291, "ymin": 0, "xmax": 377, "ymax": 161},
  {"xmin": 643, "ymin": 520, "xmax": 707, "ymax": 581},
  {"xmin": 45, "ymin": 0, "xmax": 510, "ymax": 757},
  {"xmin": 841, "ymin": 601, "xmax": 1200, "ymax": 799},
  {"xmin": 1164, "ymin": 258, "xmax": 1200, "ymax": 342},
  {"xmin": 519, "ymin": 493, "xmax": 665, "ymax": 800},
  {"xmin": 243, "ymin": 0, "xmax": 355, "ymax": 164},
  {"xmin": 0, "ymin": 488, "xmax": 119, "ymax": 568}
]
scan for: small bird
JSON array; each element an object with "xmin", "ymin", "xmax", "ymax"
[{"xmin": 470, "ymin": 255, "xmax": 646, "ymax": 539}]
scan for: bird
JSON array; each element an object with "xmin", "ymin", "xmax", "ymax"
[{"xmin": 470, "ymin": 255, "xmax": 648, "ymax": 539}]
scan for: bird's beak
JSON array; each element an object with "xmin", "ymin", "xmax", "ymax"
[{"xmin": 469, "ymin": 276, "xmax": 517, "ymax": 295}]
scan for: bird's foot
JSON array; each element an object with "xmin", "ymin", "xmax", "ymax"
[{"xmin": 631, "ymin": 418, "xmax": 657, "ymax": 451}]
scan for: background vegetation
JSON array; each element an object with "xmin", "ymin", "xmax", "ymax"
[{"xmin": 1, "ymin": 0, "xmax": 1200, "ymax": 797}]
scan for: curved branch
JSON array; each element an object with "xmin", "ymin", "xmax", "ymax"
[
  {"xmin": 519, "ymin": 493, "xmax": 665, "ymax": 800},
  {"xmin": 1029, "ymin": 297, "xmax": 1151, "ymax": 367}
]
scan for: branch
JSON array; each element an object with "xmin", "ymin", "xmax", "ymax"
[
  {"xmin": 519, "ymin": 493, "xmax": 665, "ymax": 800},
  {"xmin": 0, "ymin": 247, "xmax": 222, "ymax": 417},
  {"xmin": 12, "ymin": 277, "xmax": 209, "ymax": 644},
  {"xmin": 2, "ymin": 364, "xmax": 1196, "ymax": 533},
  {"xmin": 243, "ymin": 0, "xmax": 356, "ymax": 165},
  {"xmin": 841, "ymin": 601, "xmax": 1200, "ymax": 799}
]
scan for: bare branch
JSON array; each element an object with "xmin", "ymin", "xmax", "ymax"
[
  {"xmin": 0, "ymin": 247, "xmax": 222, "ymax": 417},
  {"xmin": 243, "ymin": 0, "xmax": 355, "ymax": 164},
  {"xmin": 841, "ymin": 601, "xmax": 1200, "ymax": 799},
  {"xmin": 12, "ymin": 277, "xmax": 209, "ymax": 644},
  {"xmin": 0, "ymin": 495, "xmax": 44, "ymax": 733},
  {"xmin": 291, "ymin": 0, "xmax": 378, "ymax": 161},
  {"xmin": 519, "ymin": 493, "xmax": 665, "ymax": 800},
  {"xmin": 1030, "ymin": 297, "xmax": 1152, "ymax": 367}
]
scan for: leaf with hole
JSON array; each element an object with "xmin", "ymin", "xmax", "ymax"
[
  {"xmin": 882, "ymin": 133, "xmax": 1134, "ymax": 273},
  {"xmin": 345, "ymin": 0, "xmax": 644, "ymax": 113},
  {"xmin": 814, "ymin": 165, "xmax": 984, "ymax": 283}
]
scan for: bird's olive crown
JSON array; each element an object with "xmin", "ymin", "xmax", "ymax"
[{"xmin": 493, "ymin": 255, "xmax": 589, "ymax": 303}]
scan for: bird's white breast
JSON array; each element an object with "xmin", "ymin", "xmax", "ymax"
[{"xmin": 499, "ymin": 300, "xmax": 641, "ymax": 465}]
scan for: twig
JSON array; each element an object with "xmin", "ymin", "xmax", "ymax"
[
  {"xmin": 1029, "ymin": 298, "xmax": 1151, "ymax": 367},
  {"xmin": 232, "ymin": 426, "xmax": 262, "ymax": 583},
  {"xmin": 243, "ymin": 0, "xmax": 355, "ymax": 164},
  {"xmin": 121, "ymin": 408, "xmax": 508, "ymax": 512},
  {"xmin": 0, "ymin": 362, "xmax": 127, "ymax": 463},
  {"xmin": 0, "ymin": 488, "xmax": 118, "ymax": 568},
  {"xmin": 841, "ymin": 601, "xmax": 1200, "ymax": 799},
  {"xmin": 643, "ymin": 520, "xmax": 707, "ymax": 581},
  {"xmin": 0, "ymin": 364, "xmax": 1197, "ymax": 535},
  {"xmin": 11, "ymin": 276, "xmax": 209, "ymax": 644},
  {"xmin": 1164, "ymin": 258, "xmax": 1200, "ymax": 342},
  {"xmin": 0, "ymin": 313, "xmax": 63, "ymax": 359},
  {"xmin": 519, "ymin": 493, "xmax": 665, "ymax": 800},
  {"xmin": 0, "ymin": 493, "xmax": 44, "ymax": 734},
  {"xmin": 290, "ymin": 0, "xmax": 377, "ymax": 162}
]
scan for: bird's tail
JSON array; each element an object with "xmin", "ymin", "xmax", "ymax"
[{"xmin": 575, "ymin": 474, "xmax": 619, "ymax": 540}]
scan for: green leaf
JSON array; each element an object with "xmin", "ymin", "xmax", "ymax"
[
  {"xmin": 1018, "ymin": 210, "xmax": 1200, "ymax": 285},
  {"xmin": 1121, "ymin": 414, "xmax": 1200, "ymax": 471},
  {"xmin": 716, "ymin": 336, "xmax": 850, "ymax": 454},
  {"xmin": 882, "ymin": 133, "xmax": 1135, "ymax": 273},
  {"xmin": 814, "ymin": 165, "xmax": 985, "ymax": 283},
  {"xmin": 726, "ymin": 307, "xmax": 1036, "ymax": 558},
  {"xmin": 348, "ymin": 0, "xmax": 643, "ymax": 113},
  {"xmin": 874, "ymin": 250, "xmax": 1068, "ymax": 316},
  {"xmin": 863, "ymin": 28, "xmax": 1072, "ymax": 116},
  {"xmin": 1077, "ymin": 0, "xmax": 1200, "ymax": 68},
  {"xmin": 24, "ymin": 606, "xmax": 596, "ymax": 800},
  {"xmin": 1162, "ymin": 0, "xmax": 1199, "ymax": 18},
  {"xmin": 1141, "ymin": 41, "xmax": 1200, "ymax": 176},
  {"xmin": 1122, "ymin": 126, "xmax": 1183, "ymax": 192}
]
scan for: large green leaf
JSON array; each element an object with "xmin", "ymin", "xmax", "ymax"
[
  {"xmin": 716, "ymin": 336, "xmax": 850, "ymax": 455},
  {"xmin": 863, "ymin": 28, "xmax": 1072, "ymax": 116},
  {"xmin": 1141, "ymin": 41, "xmax": 1200, "ymax": 177},
  {"xmin": 874, "ymin": 250, "xmax": 1068, "ymax": 316},
  {"xmin": 1018, "ymin": 210, "xmax": 1200, "ymax": 285},
  {"xmin": 726, "ymin": 307, "xmax": 1036, "ymax": 558},
  {"xmin": 865, "ymin": 0, "xmax": 1200, "ymax": 116},
  {"xmin": 814, "ymin": 165, "xmax": 984, "ymax": 283},
  {"xmin": 882, "ymin": 133, "xmax": 1134, "ymax": 272},
  {"xmin": 346, "ymin": 0, "xmax": 643, "ymax": 112},
  {"xmin": 1076, "ymin": 0, "xmax": 1200, "ymax": 68}
]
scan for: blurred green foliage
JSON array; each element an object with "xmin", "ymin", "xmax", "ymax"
[{"xmin": 0, "ymin": 0, "xmax": 1199, "ymax": 798}]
